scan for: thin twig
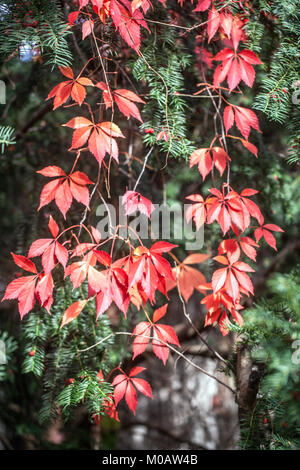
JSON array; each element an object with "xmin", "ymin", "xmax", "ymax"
[
  {"xmin": 79, "ymin": 331, "xmax": 235, "ymax": 394},
  {"xmin": 133, "ymin": 146, "xmax": 154, "ymax": 191}
]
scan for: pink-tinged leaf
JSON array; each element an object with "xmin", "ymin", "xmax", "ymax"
[
  {"xmin": 212, "ymin": 147, "xmax": 229, "ymax": 176},
  {"xmin": 113, "ymin": 376, "xmax": 127, "ymax": 405},
  {"xmin": 2, "ymin": 275, "xmax": 36, "ymax": 302},
  {"xmin": 42, "ymin": 242, "xmax": 56, "ymax": 274},
  {"xmin": 64, "ymin": 116, "xmax": 93, "ymax": 129},
  {"xmin": 59, "ymin": 67, "xmax": 74, "ymax": 79},
  {"xmin": 36, "ymin": 273, "xmax": 53, "ymax": 312},
  {"xmin": 207, "ymin": 7, "xmax": 220, "ymax": 43},
  {"xmin": 183, "ymin": 253, "xmax": 210, "ymax": 265},
  {"xmin": 114, "ymin": 89, "xmax": 145, "ymax": 122},
  {"xmin": 214, "ymin": 48, "xmax": 235, "ymax": 62},
  {"xmin": 38, "ymin": 179, "xmax": 62, "ymax": 210},
  {"xmin": 122, "ymin": 191, "xmax": 154, "ymax": 218},
  {"xmin": 131, "ymin": 378, "xmax": 153, "ymax": 398},
  {"xmin": 239, "ymin": 58, "xmax": 255, "ymax": 88},
  {"xmin": 239, "ymin": 50, "xmax": 262, "ymax": 65},
  {"xmin": 152, "ymin": 328, "xmax": 169, "ymax": 364},
  {"xmin": 17, "ymin": 279, "xmax": 37, "ymax": 319},
  {"xmin": 228, "ymin": 58, "xmax": 242, "ymax": 91},
  {"xmin": 132, "ymin": 322, "xmax": 151, "ymax": 359},
  {"xmin": 153, "ymin": 304, "xmax": 168, "ymax": 323},
  {"xmin": 69, "ymin": 179, "xmax": 90, "ymax": 207},
  {"xmin": 37, "ymin": 166, "xmax": 66, "ymax": 177},
  {"xmin": 240, "ymin": 237, "xmax": 259, "ymax": 261},
  {"xmin": 193, "ymin": 0, "xmax": 211, "ymax": 11},
  {"xmin": 55, "ymin": 243, "xmax": 68, "ymax": 268},
  {"xmin": 11, "ymin": 253, "xmax": 37, "ymax": 274},
  {"xmin": 263, "ymin": 229, "xmax": 277, "ymax": 250},
  {"xmin": 70, "ymin": 171, "xmax": 93, "ymax": 186},
  {"xmin": 150, "ymin": 241, "xmax": 177, "ymax": 254},
  {"xmin": 94, "ymin": 250, "xmax": 112, "ymax": 267},
  {"xmin": 155, "ymin": 324, "xmax": 180, "ymax": 347},
  {"xmin": 48, "ymin": 215, "xmax": 59, "ymax": 238},
  {"xmin": 263, "ymin": 224, "xmax": 284, "ymax": 232},
  {"xmin": 241, "ymin": 139, "xmax": 258, "ymax": 157},
  {"xmin": 125, "ymin": 381, "xmax": 138, "ymax": 414},
  {"xmin": 189, "ymin": 148, "xmax": 212, "ymax": 180},
  {"xmin": 224, "ymin": 105, "xmax": 234, "ymax": 134},
  {"xmin": 61, "ymin": 300, "xmax": 87, "ymax": 327},
  {"xmin": 91, "ymin": 226, "xmax": 101, "ymax": 243},
  {"xmin": 226, "ymin": 270, "xmax": 240, "ymax": 301},
  {"xmin": 82, "ymin": 19, "xmax": 94, "ymax": 40},
  {"xmin": 55, "ymin": 179, "xmax": 73, "ymax": 218},
  {"xmin": 28, "ymin": 239, "xmax": 53, "ymax": 258},
  {"xmin": 129, "ymin": 366, "xmax": 146, "ymax": 377},
  {"xmin": 235, "ymin": 106, "xmax": 261, "ymax": 140},
  {"xmin": 212, "ymin": 267, "xmax": 227, "ymax": 292}
]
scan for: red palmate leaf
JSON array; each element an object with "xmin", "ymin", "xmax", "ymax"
[
  {"xmin": 28, "ymin": 216, "xmax": 68, "ymax": 273},
  {"xmin": 46, "ymin": 67, "xmax": 93, "ymax": 109},
  {"xmin": 37, "ymin": 166, "xmax": 93, "ymax": 218},
  {"xmin": 214, "ymin": 48, "xmax": 262, "ymax": 91},
  {"xmin": 254, "ymin": 222, "xmax": 284, "ymax": 250},
  {"xmin": 189, "ymin": 147, "xmax": 230, "ymax": 180},
  {"xmin": 223, "ymin": 105, "xmax": 261, "ymax": 140},
  {"xmin": 96, "ymin": 82, "xmax": 145, "ymax": 122},
  {"xmin": 64, "ymin": 117, "xmax": 125, "ymax": 165},
  {"xmin": 112, "ymin": 367, "xmax": 152, "ymax": 414},
  {"xmin": 122, "ymin": 190, "xmax": 154, "ymax": 218},
  {"xmin": 132, "ymin": 304, "xmax": 180, "ymax": 364},
  {"xmin": 166, "ymin": 253, "xmax": 209, "ymax": 302},
  {"xmin": 110, "ymin": 0, "xmax": 149, "ymax": 52}
]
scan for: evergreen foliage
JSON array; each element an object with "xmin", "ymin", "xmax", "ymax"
[
  {"xmin": 231, "ymin": 270, "xmax": 300, "ymax": 450},
  {"xmin": 0, "ymin": 0, "xmax": 72, "ymax": 67},
  {"xmin": 247, "ymin": 0, "xmax": 300, "ymax": 163}
]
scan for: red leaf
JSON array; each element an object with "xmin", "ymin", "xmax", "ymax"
[
  {"xmin": 82, "ymin": 19, "xmax": 94, "ymax": 39},
  {"xmin": 234, "ymin": 106, "xmax": 261, "ymax": 140},
  {"xmin": 224, "ymin": 105, "xmax": 234, "ymax": 134},
  {"xmin": 48, "ymin": 215, "xmax": 59, "ymax": 238},
  {"xmin": 207, "ymin": 7, "xmax": 220, "ymax": 43},
  {"xmin": 153, "ymin": 304, "xmax": 168, "ymax": 323},
  {"xmin": 61, "ymin": 300, "xmax": 87, "ymax": 327},
  {"xmin": 2, "ymin": 276, "xmax": 37, "ymax": 319},
  {"xmin": 122, "ymin": 190, "xmax": 154, "ymax": 218},
  {"xmin": 194, "ymin": 0, "xmax": 211, "ymax": 12},
  {"xmin": 114, "ymin": 89, "xmax": 145, "ymax": 122},
  {"xmin": 11, "ymin": 253, "xmax": 37, "ymax": 274},
  {"xmin": 189, "ymin": 148, "xmax": 212, "ymax": 180}
]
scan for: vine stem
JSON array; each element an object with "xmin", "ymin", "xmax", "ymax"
[
  {"xmin": 133, "ymin": 146, "xmax": 154, "ymax": 191},
  {"xmin": 78, "ymin": 331, "xmax": 236, "ymax": 395},
  {"xmin": 175, "ymin": 262, "xmax": 231, "ymax": 368}
]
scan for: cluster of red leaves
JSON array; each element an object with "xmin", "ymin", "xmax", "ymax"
[
  {"xmin": 2, "ymin": 1, "xmax": 286, "ymax": 420},
  {"xmin": 69, "ymin": 0, "xmax": 150, "ymax": 52},
  {"xmin": 186, "ymin": 183, "xmax": 283, "ymax": 334}
]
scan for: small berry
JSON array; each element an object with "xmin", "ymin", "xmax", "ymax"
[
  {"xmin": 145, "ymin": 128, "xmax": 155, "ymax": 134},
  {"xmin": 29, "ymin": 350, "xmax": 35, "ymax": 357}
]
